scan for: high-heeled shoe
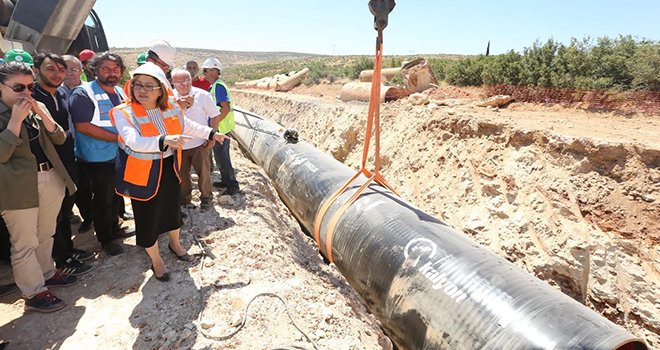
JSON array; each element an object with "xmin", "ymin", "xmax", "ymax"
[
  {"xmin": 168, "ymin": 244, "xmax": 191, "ymax": 262},
  {"xmin": 150, "ymin": 265, "xmax": 170, "ymax": 282}
]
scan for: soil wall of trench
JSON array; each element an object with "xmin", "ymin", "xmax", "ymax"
[{"xmin": 232, "ymin": 90, "xmax": 660, "ymax": 348}]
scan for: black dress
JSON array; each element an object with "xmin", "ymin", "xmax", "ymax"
[{"xmin": 131, "ymin": 156, "xmax": 182, "ymax": 247}]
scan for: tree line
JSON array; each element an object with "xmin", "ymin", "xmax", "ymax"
[{"xmin": 440, "ymin": 35, "xmax": 659, "ymax": 91}]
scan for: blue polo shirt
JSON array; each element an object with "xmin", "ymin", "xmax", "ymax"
[{"xmin": 214, "ymin": 84, "xmax": 230, "ymax": 106}]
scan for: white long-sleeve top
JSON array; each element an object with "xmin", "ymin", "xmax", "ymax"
[{"xmin": 113, "ymin": 106, "xmax": 213, "ymax": 158}]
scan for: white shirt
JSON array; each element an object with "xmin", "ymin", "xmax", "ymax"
[{"xmin": 174, "ymin": 86, "xmax": 219, "ymax": 150}]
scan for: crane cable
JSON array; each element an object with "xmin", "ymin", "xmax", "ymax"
[{"xmin": 313, "ymin": 29, "xmax": 398, "ymax": 263}]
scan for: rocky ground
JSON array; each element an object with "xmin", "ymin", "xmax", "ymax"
[{"xmin": 0, "ymin": 82, "xmax": 658, "ymax": 349}]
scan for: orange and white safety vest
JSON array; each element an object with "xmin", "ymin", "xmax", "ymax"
[{"xmin": 110, "ymin": 98, "xmax": 184, "ymax": 201}]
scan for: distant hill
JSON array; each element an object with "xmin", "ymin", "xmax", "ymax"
[
  {"xmin": 109, "ymin": 47, "xmax": 466, "ymax": 85},
  {"xmin": 110, "ymin": 47, "xmax": 323, "ymax": 70}
]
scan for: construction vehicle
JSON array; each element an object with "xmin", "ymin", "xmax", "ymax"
[{"xmin": 0, "ymin": 0, "xmax": 107, "ymax": 57}]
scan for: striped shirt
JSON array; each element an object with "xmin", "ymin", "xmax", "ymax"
[{"xmin": 146, "ymin": 108, "xmax": 174, "ymax": 157}]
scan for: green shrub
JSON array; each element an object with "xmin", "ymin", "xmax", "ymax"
[
  {"xmin": 446, "ymin": 55, "xmax": 487, "ymax": 86},
  {"xmin": 304, "ymin": 61, "xmax": 331, "ymax": 85},
  {"xmin": 550, "ymin": 38, "xmax": 592, "ymax": 88},
  {"xmin": 481, "ymin": 50, "xmax": 523, "ymax": 85},
  {"xmin": 343, "ymin": 57, "xmax": 374, "ymax": 79},
  {"xmin": 385, "ymin": 56, "xmax": 403, "ymax": 68},
  {"xmin": 629, "ymin": 42, "xmax": 660, "ymax": 91},
  {"xmin": 520, "ymin": 39, "xmax": 560, "ymax": 87},
  {"xmin": 427, "ymin": 58, "xmax": 450, "ymax": 81},
  {"xmin": 590, "ymin": 35, "xmax": 636, "ymax": 89}
]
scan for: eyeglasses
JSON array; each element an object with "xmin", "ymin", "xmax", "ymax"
[
  {"xmin": 1, "ymin": 81, "xmax": 36, "ymax": 92},
  {"xmin": 172, "ymin": 79, "xmax": 191, "ymax": 86},
  {"xmin": 66, "ymin": 68, "xmax": 81, "ymax": 73},
  {"xmin": 132, "ymin": 82, "xmax": 160, "ymax": 91}
]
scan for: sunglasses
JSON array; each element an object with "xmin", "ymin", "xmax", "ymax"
[{"xmin": 1, "ymin": 81, "xmax": 36, "ymax": 92}]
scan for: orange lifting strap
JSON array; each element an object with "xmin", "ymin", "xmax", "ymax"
[{"xmin": 313, "ymin": 31, "xmax": 399, "ymax": 263}]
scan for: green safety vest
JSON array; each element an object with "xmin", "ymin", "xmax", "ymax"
[
  {"xmin": 209, "ymin": 79, "xmax": 234, "ymax": 135},
  {"xmin": 81, "ymin": 71, "xmax": 88, "ymax": 82}
]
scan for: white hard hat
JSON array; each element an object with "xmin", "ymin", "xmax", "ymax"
[
  {"xmin": 148, "ymin": 39, "xmax": 176, "ymax": 67},
  {"xmin": 132, "ymin": 62, "xmax": 168, "ymax": 87},
  {"xmin": 202, "ymin": 57, "xmax": 222, "ymax": 70}
]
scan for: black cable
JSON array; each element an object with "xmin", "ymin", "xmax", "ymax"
[
  {"xmin": 233, "ymin": 109, "xmax": 299, "ymax": 144},
  {"xmin": 185, "ymin": 203, "xmax": 319, "ymax": 350}
]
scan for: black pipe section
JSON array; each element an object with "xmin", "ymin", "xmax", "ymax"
[{"xmin": 231, "ymin": 107, "xmax": 647, "ymax": 350}]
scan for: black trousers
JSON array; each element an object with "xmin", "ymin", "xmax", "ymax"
[
  {"xmin": 0, "ymin": 217, "xmax": 9, "ymax": 263},
  {"xmin": 52, "ymin": 189, "xmax": 76, "ymax": 264},
  {"xmin": 115, "ymin": 193, "xmax": 126, "ymax": 216},
  {"xmin": 75, "ymin": 161, "xmax": 94, "ymax": 223},
  {"xmin": 79, "ymin": 162, "xmax": 118, "ymax": 245}
]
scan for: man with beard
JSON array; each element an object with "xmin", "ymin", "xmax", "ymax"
[
  {"xmin": 32, "ymin": 53, "xmax": 95, "ymax": 275},
  {"xmin": 186, "ymin": 60, "xmax": 210, "ymax": 91},
  {"xmin": 69, "ymin": 52, "xmax": 129, "ymax": 256}
]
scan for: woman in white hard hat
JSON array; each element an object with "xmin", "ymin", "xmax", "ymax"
[{"xmin": 110, "ymin": 62, "xmax": 228, "ymax": 281}]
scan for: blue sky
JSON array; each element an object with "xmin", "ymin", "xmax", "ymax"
[{"xmin": 93, "ymin": 0, "xmax": 659, "ymax": 55}]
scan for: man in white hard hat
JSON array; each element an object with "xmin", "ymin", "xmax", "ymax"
[
  {"xmin": 146, "ymin": 39, "xmax": 176, "ymax": 82},
  {"xmin": 143, "ymin": 39, "xmax": 194, "ymax": 112},
  {"xmin": 203, "ymin": 57, "xmax": 240, "ymax": 196}
]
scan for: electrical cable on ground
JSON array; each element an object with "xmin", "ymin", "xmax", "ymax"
[{"xmin": 184, "ymin": 205, "xmax": 319, "ymax": 350}]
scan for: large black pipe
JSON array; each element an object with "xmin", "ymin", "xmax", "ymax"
[{"xmin": 231, "ymin": 108, "xmax": 647, "ymax": 350}]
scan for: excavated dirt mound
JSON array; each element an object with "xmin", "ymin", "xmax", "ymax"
[{"xmin": 232, "ymin": 85, "xmax": 660, "ymax": 348}]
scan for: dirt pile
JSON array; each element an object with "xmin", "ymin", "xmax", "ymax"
[{"xmin": 232, "ymin": 86, "xmax": 660, "ymax": 348}]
